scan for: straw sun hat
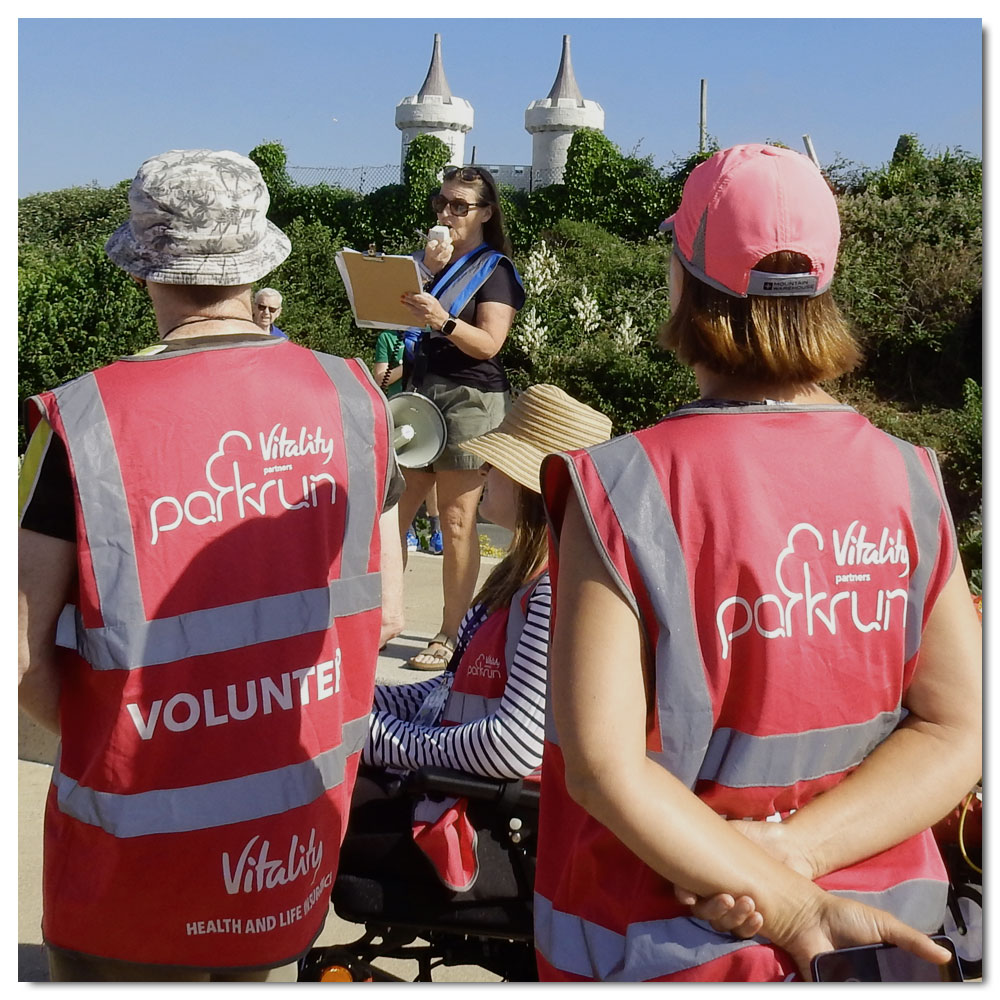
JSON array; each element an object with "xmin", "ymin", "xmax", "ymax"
[{"xmin": 459, "ymin": 384, "xmax": 613, "ymax": 494}]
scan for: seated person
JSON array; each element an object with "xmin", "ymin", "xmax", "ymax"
[{"xmin": 338, "ymin": 385, "xmax": 611, "ymax": 900}]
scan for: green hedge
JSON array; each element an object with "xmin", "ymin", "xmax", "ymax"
[{"xmin": 18, "ymin": 134, "xmax": 981, "ymax": 585}]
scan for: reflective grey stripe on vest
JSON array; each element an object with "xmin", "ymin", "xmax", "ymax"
[
  {"xmin": 445, "ymin": 691, "xmax": 502, "ymax": 725},
  {"xmin": 48, "ymin": 352, "xmax": 382, "ymax": 670},
  {"xmin": 831, "ymin": 878, "xmax": 947, "ymax": 934},
  {"xmin": 535, "ymin": 874, "xmax": 946, "ymax": 980},
  {"xmin": 886, "ymin": 437, "xmax": 948, "ymax": 664},
  {"xmin": 534, "ymin": 892, "xmax": 760, "ymax": 981},
  {"xmin": 53, "ymin": 713, "xmax": 370, "ymax": 839},
  {"xmin": 587, "ymin": 437, "xmax": 715, "ymax": 788},
  {"xmin": 700, "ymin": 708, "xmax": 901, "ymax": 789},
  {"xmin": 542, "ymin": 453, "xmax": 639, "ymax": 750},
  {"xmin": 442, "ymin": 577, "xmax": 536, "ymax": 725}
]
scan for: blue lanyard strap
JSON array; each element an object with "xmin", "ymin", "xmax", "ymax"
[
  {"xmin": 428, "ymin": 243, "xmax": 492, "ymax": 299},
  {"xmin": 447, "ymin": 601, "xmax": 492, "ymax": 673}
]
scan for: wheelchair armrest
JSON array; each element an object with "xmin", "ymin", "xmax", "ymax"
[{"xmin": 407, "ymin": 766, "xmax": 540, "ymax": 811}]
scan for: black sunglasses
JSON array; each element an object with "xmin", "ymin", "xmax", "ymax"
[{"xmin": 430, "ymin": 193, "xmax": 489, "ymax": 217}]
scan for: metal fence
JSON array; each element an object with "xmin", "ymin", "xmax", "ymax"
[
  {"xmin": 287, "ymin": 164, "xmax": 400, "ymax": 194},
  {"xmin": 287, "ymin": 162, "xmax": 546, "ymax": 194}
]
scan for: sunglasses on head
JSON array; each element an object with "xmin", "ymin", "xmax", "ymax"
[
  {"xmin": 430, "ymin": 193, "xmax": 489, "ymax": 217},
  {"xmin": 443, "ymin": 166, "xmax": 490, "ymax": 183}
]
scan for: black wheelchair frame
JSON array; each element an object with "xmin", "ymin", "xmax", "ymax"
[{"xmin": 299, "ymin": 766, "xmax": 539, "ymax": 982}]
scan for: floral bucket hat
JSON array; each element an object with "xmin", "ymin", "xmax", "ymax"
[{"xmin": 105, "ymin": 149, "xmax": 291, "ymax": 286}]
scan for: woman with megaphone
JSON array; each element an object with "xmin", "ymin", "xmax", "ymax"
[
  {"xmin": 338, "ymin": 385, "xmax": 611, "ymax": 899},
  {"xmin": 396, "ymin": 166, "xmax": 524, "ymax": 671}
]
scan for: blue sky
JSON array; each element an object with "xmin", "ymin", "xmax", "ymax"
[{"xmin": 18, "ymin": 16, "xmax": 983, "ymax": 197}]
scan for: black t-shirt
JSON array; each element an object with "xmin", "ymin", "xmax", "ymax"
[
  {"xmin": 420, "ymin": 257, "xmax": 524, "ymax": 392},
  {"xmin": 20, "ymin": 430, "xmax": 75, "ymax": 541}
]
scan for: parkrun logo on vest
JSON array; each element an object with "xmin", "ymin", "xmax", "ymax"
[
  {"xmin": 148, "ymin": 426, "xmax": 337, "ymax": 546},
  {"xmin": 125, "ymin": 651, "xmax": 342, "ymax": 740},
  {"xmin": 222, "ymin": 827, "xmax": 324, "ymax": 895},
  {"xmin": 466, "ymin": 653, "xmax": 502, "ymax": 679},
  {"xmin": 716, "ymin": 521, "xmax": 911, "ymax": 660}
]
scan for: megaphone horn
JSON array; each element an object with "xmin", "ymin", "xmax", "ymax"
[{"xmin": 388, "ymin": 392, "xmax": 448, "ymax": 469}]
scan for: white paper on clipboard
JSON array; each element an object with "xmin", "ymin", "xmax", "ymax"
[{"xmin": 335, "ymin": 248, "xmax": 424, "ymax": 330}]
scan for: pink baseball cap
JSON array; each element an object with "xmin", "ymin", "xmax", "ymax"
[{"xmin": 658, "ymin": 144, "xmax": 840, "ymax": 298}]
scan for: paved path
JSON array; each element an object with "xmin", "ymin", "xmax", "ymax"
[{"xmin": 18, "ymin": 530, "xmax": 509, "ymax": 982}]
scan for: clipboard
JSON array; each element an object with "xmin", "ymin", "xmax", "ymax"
[{"xmin": 335, "ymin": 248, "xmax": 424, "ymax": 330}]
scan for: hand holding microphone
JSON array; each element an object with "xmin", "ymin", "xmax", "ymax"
[
  {"xmin": 403, "ymin": 226, "xmax": 454, "ymax": 328},
  {"xmin": 424, "ymin": 224, "xmax": 453, "ymax": 271}
]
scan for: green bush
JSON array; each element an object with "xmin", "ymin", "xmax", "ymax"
[
  {"xmin": 18, "ymin": 237, "xmax": 156, "ymax": 449},
  {"xmin": 258, "ymin": 217, "xmax": 373, "ymax": 362},
  {"xmin": 18, "ymin": 180, "xmax": 131, "ymax": 248},
  {"xmin": 18, "ymin": 133, "xmax": 981, "ymax": 583},
  {"xmin": 503, "ymin": 220, "xmax": 694, "ymax": 430},
  {"xmin": 834, "ymin": 138, "xmax": 982, "ymax": 407},
  {"xmin": 248, "ymin": 141, "xmax": 293, "ymax": 202}
]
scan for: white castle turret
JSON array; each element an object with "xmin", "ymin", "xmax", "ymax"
[
  {"xmin": 395, "ymin": 33, "xmax": 474, "ymax": 175},
  {"xmin": 525, "ymin": 35, "xmax": 605, "ymax": 188}
]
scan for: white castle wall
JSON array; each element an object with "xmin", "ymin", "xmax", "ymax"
[
  {"xmin": 525, "ymin": 98, "xmax": 605, "ymax": 186},
  {"xmin": 395, "ymin": 96, "xmax": 474, "ymax": 174}
]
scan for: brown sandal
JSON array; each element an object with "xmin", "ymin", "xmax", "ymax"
[{"xmin": 406, "ymin": 633, "xmax": 456, "ymax": 671}]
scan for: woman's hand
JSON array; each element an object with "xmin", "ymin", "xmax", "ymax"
[
  {"xmin": 675, "ymin": 889, "xmax": 764, "ymax": 939},
  {"xmin": 683, "ymin": 877, "xmax": 956, "ymax": 980},
  {"xmin": 400, "ymin": 291, "xmax": 450, "ymax": 331},
  {"xmin": 674, "ymin": 817, "xmax": 819, "ymax": 936},
  {"xmin": 423, "ymin": 238, "xmax": 453, "ymax": 273},
  {"xmin": 776, "ymin": 891, "xmax": 954, "ymax": 981}
]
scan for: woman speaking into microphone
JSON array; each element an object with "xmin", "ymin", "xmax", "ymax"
[{"xmin": 397, "ymin": 166, "xmax": 524, "ymax": 672}]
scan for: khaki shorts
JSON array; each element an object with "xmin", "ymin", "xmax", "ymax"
[
  {"xmin": 47, "ymin": 946, "xmax": 299, "ymax": 982},
  {"xmin": 416, "ymin": 376, "xmax": 510, "ymax": 471}
]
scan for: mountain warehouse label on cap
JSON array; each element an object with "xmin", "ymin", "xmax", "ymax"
[{"xmin": 746, "ymin": 271, "xmax": 819, "ymax": 296}]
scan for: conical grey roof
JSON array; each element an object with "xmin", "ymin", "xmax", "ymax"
[
  {"xmin": 546, "ymin": 35, "xmax": 584, "ymax": 104},
  {"xmin": 417, "ymin": 33, "xmax": 453, "ymax": 101}
]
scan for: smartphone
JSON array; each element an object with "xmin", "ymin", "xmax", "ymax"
[{"xmin": 810, "ymin": 935, "xmax": 963, "ymax": 982}]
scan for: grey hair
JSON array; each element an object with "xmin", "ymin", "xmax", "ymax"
[{"xmin": 254, "ymin": 287, "xmax": 282, "ymax": 304}]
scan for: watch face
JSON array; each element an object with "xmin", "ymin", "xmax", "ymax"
[{"xmin": 442, "ymin": 318, "xmax": 457, "ymax": 335}]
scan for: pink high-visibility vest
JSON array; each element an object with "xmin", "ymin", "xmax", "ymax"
[
  {"xmin": 535, "ymin": 403, "xmax": 957, "ymax": 982},
  {"xmin": 413, "ymin": 576, "xmax": 543, "ymax": 891},
  {"xmin": 28, "ymin": 339, "xmax": 392, "ymax": 969}
]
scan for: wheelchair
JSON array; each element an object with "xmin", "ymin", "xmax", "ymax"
[{"xmin": 299, "ymin": 765, "xmax": 539, "ymax": 982}]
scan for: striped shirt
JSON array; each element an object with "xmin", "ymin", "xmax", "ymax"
[{"xmin": 362, "ymin": 574, "xmax": 551, "ymax": 779}]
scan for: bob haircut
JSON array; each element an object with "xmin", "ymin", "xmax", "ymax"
[
  {"xmin": 659, "ymin": 251, "xmax": 862, "ymax": 385},
  {"xmin": 441, "ymin": 165, "xmax": 513, "ymax": 258}
]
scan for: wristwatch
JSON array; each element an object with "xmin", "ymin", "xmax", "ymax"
[{"xmin": 440, "ymin": 317, "xmax": 458, "ymax": 336}]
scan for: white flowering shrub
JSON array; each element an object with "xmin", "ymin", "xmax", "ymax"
[
  {"xmin": 511, "ymin": 305, "xmax": 549, "ymax": 354},
  {"xmin": 614, "ymin": 311, "xmax": 641, "ymax": 352},
  {"xmin": 571, "ymin": 284, "xmax": 601, "ymax": 334},
  {"xmin": 521, "ymin": 240, "xmax": 561, "ymax": 296}
]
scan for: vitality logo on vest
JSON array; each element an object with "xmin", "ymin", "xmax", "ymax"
[
  {"xmin": 716, "ymin": 520, "xmax": 911, "ymax": 660},
  {"xmin": 125, "ymin": 651, "xmax": 342, "ymax": 739},
  {"xmin": 222, "ymin": 826, "xmax": 324, "ymax": 895},
  {"xmin": 149, "ymin": 425, "xmax": 339, "ymax": 545}
]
